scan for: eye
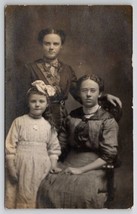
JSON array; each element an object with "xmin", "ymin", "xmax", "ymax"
[
  {"xmin": 43, "ymin": 42, "xmax": 50, "ymax": 46},
  {"xmin": 81, "ymin": 89, "xmax": 88, "ymax": 93},
  {"xmin": 90, "ymin": 89, "xmax": 96, "ymax": 93},
  {"xmin": 40, "ymin": 100, "xmax": 45, "ymax": 103},
  {"xmin": 30, "ymin": 100, "xmax": 36, "ymax": 103},
  {"xmin": 53, "ymin": 42, "xmax": 60, "ymax": 46}
]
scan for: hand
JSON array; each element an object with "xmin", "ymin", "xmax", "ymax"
[
  {"xmin": 107, "ymin": 94, "xmax": 122, "ymax": 108},
  {"xmin": 50, "ymin": 167, "xmax": 62, "ymax": 174},
  {"xmin": 6, "ymin": 159, "xmax": 18, "ymax": 183},
  {"xmin": 8, "ymin": 166, "xmax": 18, "ymax": 183},
  {"xmin": 64, "ymin": 167, "xmax": 83, "ymax": 175}
]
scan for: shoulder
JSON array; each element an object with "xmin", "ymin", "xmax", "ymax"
[
  {"xmin": 59, "ymin": 61, "xmax": 74, "ymax": 72},
  {"xmin": 95, "ymin": 108, "xmax": 115, "ymax": 120},
  {"xmin": 10, "ymin": 115, "xmax": 27, "ymax": 127},
  {"xmin": 15, "ymin": 114, "xmax": 31, "ymax": 121},
  {"xmin": 96, "ymin": 108, "xmax": 119, "ymax": 128},
  {"xmin": 14, "ymin": 114, "xmax": 26, "ymax": 121},
  {"xmin": 25, "ymin": 59, "xmax": 44, "ymax": 67},
  {"xmin": 41, "ymin": 117, "xmax": 52, "ymax": 128}
]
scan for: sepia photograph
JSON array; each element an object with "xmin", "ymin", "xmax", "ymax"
[{"xmin": 5, "ymin": 5, "xmax": 133, "ymax": 209}]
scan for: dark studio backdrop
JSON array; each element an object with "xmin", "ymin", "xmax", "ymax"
[{"xmin": 5, "ymin": 5, "xmax": 133, "ymax": 208}]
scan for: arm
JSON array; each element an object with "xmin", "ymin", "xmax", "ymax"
[
  {"xmin": 47, "ymin": 128, "xmax": 62, "ymax": 173},
  {"xmin": 64, "ymin": 158, "xmax": 107, "ymax": 175},
  {"xmin": 64, "ymin": 118, "xmax": 119, "ymax": 175},
  {"xmin": 101, "ymin": 93, "xmax": 122, "ymax": 108},
  {"xmin": 69, "ymin": 67, "xmax": 78, "ymax": 101},
  {"xmin": 5, "ymin": 119, "xmax": 19, "ymax": 182},
  {"xmin": 68, "ymin": 66, "xmax": 122, "ymax": 108},
  {"xmin": 58, "ymin": 117, "xmax": 71, "ymax": 161}
]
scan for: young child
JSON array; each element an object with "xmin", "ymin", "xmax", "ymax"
[{"xmin": 5, "ymin": 81, "xmax": 61, "ymax": 208}]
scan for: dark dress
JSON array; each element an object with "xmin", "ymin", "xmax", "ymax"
[
  {"xmin": 37, "ymin": 107, "xmax": 119, "ymax": 208},
  {"xmin": 17, "ymin": 59, "xmax": 77, "ymax": 130}
]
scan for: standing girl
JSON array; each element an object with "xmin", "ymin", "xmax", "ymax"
[{"xmin": 5, "ymin": 81, "xmax": 61, "ymax": 208}]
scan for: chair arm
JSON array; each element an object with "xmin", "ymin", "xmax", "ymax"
[{"xmin": 103, "ymin": 164, "xmax": 114, "ymax": 169}]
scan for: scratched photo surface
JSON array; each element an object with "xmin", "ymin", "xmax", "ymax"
[{"xmin": 5, "ymin": 5, "xmax": 133, "ymax": 209}]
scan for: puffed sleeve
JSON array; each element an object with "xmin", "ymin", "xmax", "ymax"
[
  {"xmin": 5, "ymin": 119, "xmax": 20, "ymax": 160},
  {"xmin": 59, "ymin": 116, "xmax": 70, "ymax": 149},
  {"xmin": 47, "ymin": 128, "xmax": 61, "ymax": 160},
  {"xmin": 99, "ymin": 118, "xmax": 119, "ymax": 163}
]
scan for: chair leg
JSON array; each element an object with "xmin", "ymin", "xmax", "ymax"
[{"xmin": 104, "ymin": 168, "xmax": 115, "ymax": 208}]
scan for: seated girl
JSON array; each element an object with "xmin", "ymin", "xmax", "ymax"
[{"xmin": 37, "ymin": 74, "xmax": 119, "ymax": 208}]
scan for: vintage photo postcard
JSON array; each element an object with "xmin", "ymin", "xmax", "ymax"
[{"xmin": 5, "ymin": 5, "xmax": 133, "ymax": 209}]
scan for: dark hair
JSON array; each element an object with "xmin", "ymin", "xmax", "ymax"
[
  {"xmin": 76, "ymin": 74, "xmax": 104, "ymax": 104},
  {"xmin": 38, "ymin": 28, "xmax": 66, "ymax": 45},
  {"xmin": 26, "ymin": 87, "xmax": 55, "ymax": 128}
]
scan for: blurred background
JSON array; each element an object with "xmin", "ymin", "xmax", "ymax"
[{"xmin": 5, "ymin": 5, "xmax": 133, "ymax": 208}]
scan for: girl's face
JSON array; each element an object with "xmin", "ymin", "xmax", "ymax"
[
  {"xmin": 80, "ymin": 79, "xmax": 101, "ymax": 108},
  {"xmin": 28, "ymin": 93, "xmax": 48, "ymax": 118},
  {"xmin": 42, "ymin": 34, "xmax": 62, "ymax": 60}
]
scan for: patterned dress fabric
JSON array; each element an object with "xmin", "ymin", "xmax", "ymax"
[{"xmin": 18, "ymin": 59, "xmax": 77, "ymax": 130}]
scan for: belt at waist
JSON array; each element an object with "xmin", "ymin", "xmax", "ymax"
[
  {"xmin": 51, "ymin": 100, "xmax": 65, "ymax": 105},
  {"xmin": 18, "ymin": 141, "xmax": 46, "ymax": 146}
]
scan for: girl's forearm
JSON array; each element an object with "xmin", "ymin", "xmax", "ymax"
[
  {"xmin": 50, "ymin": 157, "xmax": 58, "ymax": 168},
  {"xmin": 79, "ymin": 158, "xmax": 106, "ymax": 173}
]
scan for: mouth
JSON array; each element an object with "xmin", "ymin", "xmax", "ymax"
[
  {"xmin": 34, "ymin": 109, "xmax": 42, "ymax": 110},
  {"xmin": 48, "ymin": 51, "xmax": 55, "ymax": 54},
  {"xmin": 85, "ymin": 99, "xmax": 92, "ymax": 102}
]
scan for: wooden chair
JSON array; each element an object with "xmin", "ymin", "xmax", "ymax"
[{"xmin": 100, "ymin": 97, "xmax": 122, "ymax": 208}]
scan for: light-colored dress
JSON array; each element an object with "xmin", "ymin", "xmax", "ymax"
[{"xmin": 5, "ymin": 114, "xmax": 61, "ymax": 208}]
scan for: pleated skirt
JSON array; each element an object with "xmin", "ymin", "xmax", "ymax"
[{"xmin": 37, "ymin": 150, "xmax": 107, "ymax": 208}]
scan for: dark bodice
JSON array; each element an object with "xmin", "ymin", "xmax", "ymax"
[
  {"xmin": 59, "ymin": 107, "xmax": 119, "ymax": 163},
  {"xmin": 17, "ymin": 59, "xmax": 77, "ymax": 129},
  {"xmin": 25, "ymin": 59, "xmax": 77, "ymax": 103}
]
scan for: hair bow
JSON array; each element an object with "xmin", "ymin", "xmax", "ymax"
[{"xmin": 31, "ymin": 80, "xmax": 56, "ymax": 97}]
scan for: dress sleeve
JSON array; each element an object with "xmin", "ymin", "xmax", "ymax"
[
  {"xmin": 69, "ymin": 67, "xmax": 78, "ymax": 101},
  {"xmin": 47, "ymin": 128, "xmax": 61, "ymax": 160},
  {"xmin": 99, "ymin": 118, "xmax": 119, "ymax": 163},
  {"xmin": 58, "ymin": 117, "xmax": 71, "ymax": 161},
  {"xmin": 5, "ymin": 119, "xmax": 20, "ymax": 160}
]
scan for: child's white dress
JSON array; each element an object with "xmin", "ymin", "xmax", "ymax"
[{"xmin": 5, "ymin": 114, "xmax": 61, "ymax": 208}]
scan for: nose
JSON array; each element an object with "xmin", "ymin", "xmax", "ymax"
[
  {"xmin": 87, "ymin": 90, "xmax": 92, "ymax": 97},
  {"xmin": 49, "ymin": 44, "xmax": 54, "ymax": 50},
  {"xmin": 35, "ymin": 101, "xmax": 40, "ymax": 107}
]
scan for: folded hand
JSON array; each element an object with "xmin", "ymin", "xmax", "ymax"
[{"xmin": 64, "ymin": 167, "xmax": 83, "ymax": 175}]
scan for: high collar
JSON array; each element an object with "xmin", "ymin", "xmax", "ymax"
[
  {"xmin": 43, "ymin": 57, "xmax": 59, "ymax": 68},
  {"xmin": 83, "ymin": 104, "xmax": 100, "ymax": 115}
]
